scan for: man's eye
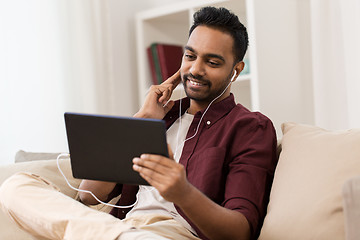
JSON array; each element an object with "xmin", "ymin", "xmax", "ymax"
[
  {"xmin": 208, "ymin": 61, "xmax": 220, "ymax": 66},
  {"xmin": 184, "ymin": 54, "xmax": 195, "ymax": 60}
]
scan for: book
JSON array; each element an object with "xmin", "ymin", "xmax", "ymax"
[
  {"xmin": 147, "ymin": 43, "xmax": 183, "ymax": 85},
  {"xmin": 150, "ymin": 43, "xmax": 163, "ymax": 84},
  {"xmin": 156, "ymin": 43, "xmax": 183, "ymax": 82},
  {"xmin": 147, "ymin": 47, "xmax": 159, "ymax": 85}
]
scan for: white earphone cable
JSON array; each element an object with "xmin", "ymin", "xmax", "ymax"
[
  {"xmin": 56, "ymin": 153, "xmax": 138, "ymax": 208},
  {"xmin": 173, "ymin": 74, "xmax": 235, "ymax": 156}
]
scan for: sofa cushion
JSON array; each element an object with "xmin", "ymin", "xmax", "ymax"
[
  {"xmin": 15, "ymin": 150, "xmax": 61, "ymax": 163},
  {"xmin": 259, "ymin": 122, "xmax": 360, "ymax": 240},
  {"xmin": 342, "ymin": 176, "xmax": 360, "ymax": 240}
]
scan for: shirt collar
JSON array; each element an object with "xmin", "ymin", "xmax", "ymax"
[{"xmin": 164, "ymin": 93, "xmax": 236, "ymax": 129}]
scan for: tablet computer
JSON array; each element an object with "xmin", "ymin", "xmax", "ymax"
[{"xmin": 64, "ymin": 112, "xmax": 169, "ymax": 186}]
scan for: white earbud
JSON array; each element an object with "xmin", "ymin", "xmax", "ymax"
[{"xmin": 231, "ymin": 70, "xmax": 237, "ymax": 82}]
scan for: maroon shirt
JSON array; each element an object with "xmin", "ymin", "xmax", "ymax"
[{"xmin": 110, "ymin": 94, "xmax": 278, "ymax": 239}]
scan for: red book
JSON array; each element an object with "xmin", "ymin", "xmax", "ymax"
[
  {"xmin": 156, "ymin": 43, "xmax": 183, "ymax": 82},
  {"xmin": 147, "ymin": 46, "xmax": 159, "ymax": 85}
]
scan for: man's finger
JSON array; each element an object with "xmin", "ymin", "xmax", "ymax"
[
  {"xmin": 161, "ymin": 70, "xmax": 181, "ymax": 90},
  {"xmin": 158, "ymin": 87, "xmax": 171, "ymax": 103},
  {"xmin": 140, "ymin": 154, "xmax": 176, "ymax": 168},
  {"xmin": 133, "ymin": 157, "xmax": 170, "ymax": 175},
  {"xmin": 137, "ymin": 171, "xmax": 165, "ymax": 190},
  {"xmin": 133, "ymin": 160, "xmax": 170, "ymax": 186}
]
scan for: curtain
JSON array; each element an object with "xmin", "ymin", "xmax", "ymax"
[
  {"xmin": 59, "ymin": 0, "xmax": 115, "ymax": 114},
  {"xmin": 0, "ymin": 0, "xmax": 113, "ymax": 164},
  {"xmin": 310, "ymin": 0, "xmax": 360, "ymax": 130}
]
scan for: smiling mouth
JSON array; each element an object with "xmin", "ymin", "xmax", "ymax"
[
  {"xmin": 182, "ymin": 73, "xmax": 210, "ymax": 89},
  {"xmin": 189, "ymin": 79, "xmax": 206, "ymax": 86},
  {"xmin": 185, "ymin": 75, "xmax": 209, "ymax": 87}
]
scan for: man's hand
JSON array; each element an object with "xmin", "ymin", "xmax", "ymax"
[
  {"xmin": 132, "ymin": 146, "xmax": 250, "ymax": 240},
  {"xmin": 134, "ymin": 70, "xmax": 181, "ymax": 119},
  {"xmin": 132, "ymin": 150, "xmax": 251, "ymax": 240},
  {"xmin": 132, "ymin": 146, "xmax": 192, "ymax": 205}
]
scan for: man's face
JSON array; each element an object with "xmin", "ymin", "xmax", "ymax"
[{"xmin": 180, "ymin": 25, "xmax": 237, "ymax": 104}]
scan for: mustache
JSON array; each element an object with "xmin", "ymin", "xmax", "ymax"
[{"xmin": 182, "ymin": 73, "xmax": 211, "ymax": 86}]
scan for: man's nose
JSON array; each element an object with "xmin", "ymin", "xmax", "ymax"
[{"xmin": 189, "ymin": 59, "xmax": 205, "ymax": 77}]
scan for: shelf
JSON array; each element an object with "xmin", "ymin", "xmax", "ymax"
[{"xmin": 136, "ymin": 0, "xmax": 229, "ymax": 21}]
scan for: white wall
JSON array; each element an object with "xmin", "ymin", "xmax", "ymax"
[{"xmin": 253, "ymin": 0, "xmax": 315, "ymax": 136}]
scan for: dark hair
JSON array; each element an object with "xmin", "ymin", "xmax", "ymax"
[{"xmin": 189, "ymin": 7, "xmax": 249, "ymax": 63}]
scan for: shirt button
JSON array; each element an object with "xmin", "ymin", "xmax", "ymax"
[{"xmin": 206, "ymin": 121, "xmax": 211, "ymax": 125}]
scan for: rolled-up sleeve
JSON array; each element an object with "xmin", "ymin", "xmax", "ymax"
[{"xmin": 223, "ymin": 116, "xmax": 277, "ymax": 238}]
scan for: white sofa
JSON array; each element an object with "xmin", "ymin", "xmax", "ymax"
[{"xmin": 0, "ymin": 122, "xmax": 359, "ymax": 240}]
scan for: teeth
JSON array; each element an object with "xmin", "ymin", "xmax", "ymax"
[{"xmin": 189, "ymin": 79, "xmax": 203, "ymax": 86}]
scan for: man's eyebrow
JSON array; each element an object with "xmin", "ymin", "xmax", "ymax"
[
  {"xmin": 184, "ymin": 45, "xmax": 225, "ymax": 62},
  {"xmin": 184, "ymin": 45, "xmax": 196, "ymax": 53}
]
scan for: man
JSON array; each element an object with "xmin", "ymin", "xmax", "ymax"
[{"xmin": 0, "ymin": 6, "xmax": 277, "ymax": 240}]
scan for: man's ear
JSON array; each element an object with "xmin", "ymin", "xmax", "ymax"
[{"xmin": 233, "ymin": 61, "xmax": 245, "ymax": 81}]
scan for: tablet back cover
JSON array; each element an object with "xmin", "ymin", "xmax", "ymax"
[{"xmin": 64, "ymin": 113, "xmax": 168, "ymax": 186}]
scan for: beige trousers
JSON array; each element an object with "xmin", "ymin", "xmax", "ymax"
[{"xmin": 0, "ymin": 172, "xmax": 199, "ymax": 240}]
